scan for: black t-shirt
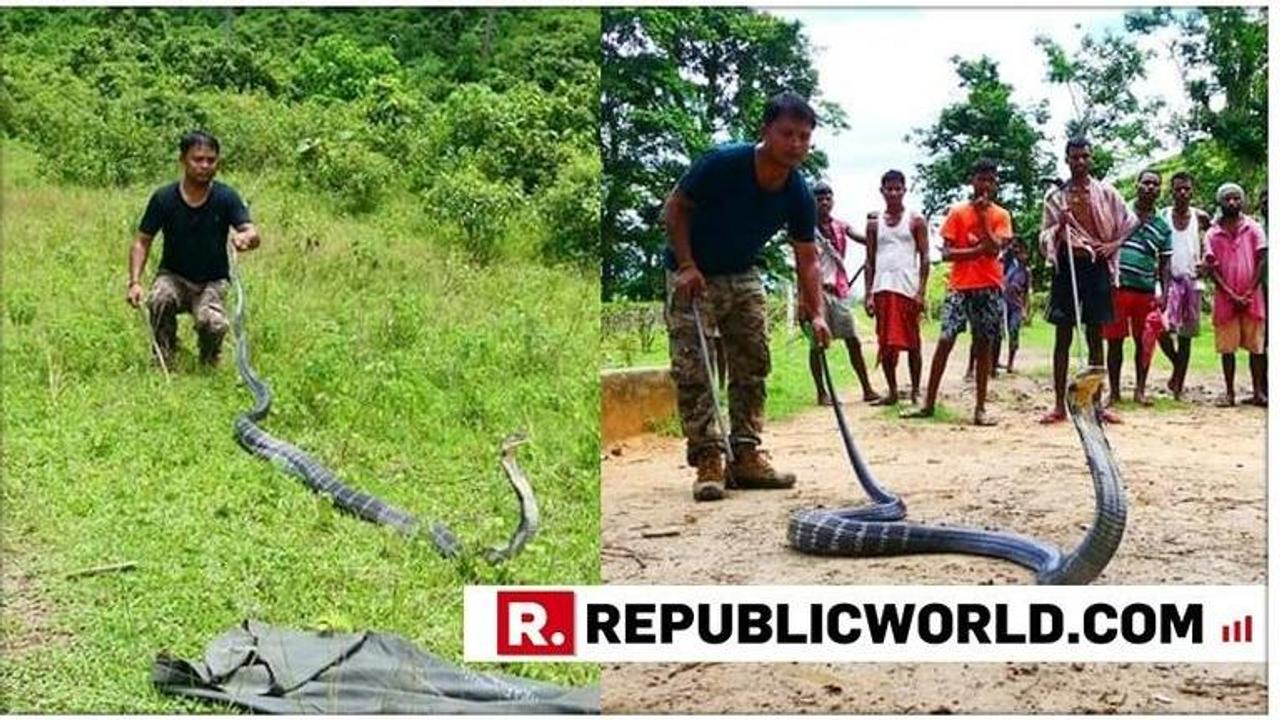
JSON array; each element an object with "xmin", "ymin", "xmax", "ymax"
[
  {"xmin": 662, "ymin": 142, "xmax": 816, "ymax": 276},
  {"xmin": 138, "ymin": 181, "xmax": 251, "ymax": 283}
]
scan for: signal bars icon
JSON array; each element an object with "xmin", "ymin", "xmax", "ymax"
[{"xmin": 1221, "ymin": 615, "xmax": 1254, "ymax": 643}]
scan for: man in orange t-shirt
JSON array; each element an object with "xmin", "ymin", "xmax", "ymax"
[{"xmin": 904, "ymin": 158, "xmax": 1011, "ymax": 426}]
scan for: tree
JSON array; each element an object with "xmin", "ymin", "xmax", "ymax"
[
  {"xmin": 1035, "ymin": 31, "xmax": 1166, "ymax": 177},
  {"xmin": 1127, "ymin": 7, "xmax": 1267, "ymax": 168},
  {"xmin": 601, "ymin": 8, "xmax": 843, "ymax": 301},
  {"xmin": 909, "ymin": 56, "xmax": 1054, "ymax": 268}
]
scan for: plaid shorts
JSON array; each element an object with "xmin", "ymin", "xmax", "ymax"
[{"xmin": 939, "ymin": 287, "xmax": 1004, "ymax": 343}]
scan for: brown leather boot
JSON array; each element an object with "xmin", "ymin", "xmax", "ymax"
[
  {"xmin": 727, "ymin": 446, "xmax": 796, "ymax": 489},
  {"xmin": 692, "ymin": 451, "xmax": 726, "ymax": 502}
]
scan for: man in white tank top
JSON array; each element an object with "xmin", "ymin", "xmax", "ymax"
[
  {"xmin": 1158, "ymin": 171, "xmax": 1212, "ymax": 400},
  {"xmin": 863, "ymin": 170, "xmax": 930, "ymax": 406}
]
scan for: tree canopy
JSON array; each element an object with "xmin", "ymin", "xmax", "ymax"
[
  {"xmin": 601, "ymin": 8, "xmax": 841, "ymax": 300},
  {"xmin": 0, "ymin": 8, "xmax": 601, "ymax": 267}
]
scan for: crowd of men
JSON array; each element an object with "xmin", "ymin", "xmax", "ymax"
[
  {"xmin": 813, "ymin": 139, "xmax": 1268, "ymax": 426},
  {"xmin": 662, "ymin": 91, "xmax": 1266, "ymax": 501}
]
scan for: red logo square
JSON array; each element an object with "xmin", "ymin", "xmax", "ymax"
[{"xmin": 497, "ymin": 591, "xmax": 576, "ymax": 656}]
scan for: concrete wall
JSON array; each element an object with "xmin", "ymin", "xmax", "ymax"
[{"xmin": 601, "ymin": 366, "xmax": 677, "ymax": 444}]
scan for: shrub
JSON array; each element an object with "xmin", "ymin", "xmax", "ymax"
[
  {"xmin": 536, "ymin": 148, "xmax": 600, "ymax": 267},
  {"xmin": 293, "ymin": 132, "xmax": 394, "ymax": 214},
  {"xmin": 291, "ymin": 34, "xmax": 401, "ymax": 102},
  {"xmin": 421, "ymin": 158, "xmax": 522, "ymax": 264}
]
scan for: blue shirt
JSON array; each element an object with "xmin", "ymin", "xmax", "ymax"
[{"xmin": 663, "ymin": 142, "xmax": 816, "ymax": 276}]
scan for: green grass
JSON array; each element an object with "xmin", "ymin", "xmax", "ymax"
[
  {"xmin": 1012, "ymin": 315, "xmax": 1223, "ymax": 377},
  {"xmin": 602, "ymin": 287, "xmax": 1225, "ymax": 428},
  {"xmin": 1, "ymin": 142, "xmax": 599, "ymax": 711}
]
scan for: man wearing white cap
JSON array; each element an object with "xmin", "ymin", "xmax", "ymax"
[{"xmin": 1203, "ymin": 182, "xmax": 1267, "ymax": 407}]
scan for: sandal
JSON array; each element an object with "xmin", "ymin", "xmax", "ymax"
[
  {"xmin": 1099, "ymin": 408, "xmax": 1123, "ymax": 424},
  {"xmin": 1038, "ymin": 409, "xmax": 1066, "ymax": 425}
]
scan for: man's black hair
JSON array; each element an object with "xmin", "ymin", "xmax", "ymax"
[
  {"xmin": 972, "ymin": 158, "xmax": 998, "ymax": 176},
  {"xmin": 180, "ymin": 130, "xmax": 221, "ymax": 156},
  {"xmin": 1065, "ymin": 136, "xmax": 1091, "ymax": 153},
  {"xmin": 762, "ymin": 91, "xmax": 818, "ymax": 130},
  {"xmin": 881, "ymin": 169, "xmax": 906, "ymax": 186}
]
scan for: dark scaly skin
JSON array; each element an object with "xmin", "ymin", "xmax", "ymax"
[
  {"xmin": 227, "ymin": 254, "xmax": 538, "ymax": 563},
  {"xmin": 788, "ymin": 345, "xmax": 1126, "ymax": 585}
]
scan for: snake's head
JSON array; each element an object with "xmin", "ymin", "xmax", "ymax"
[
  {"xmin": 1067, "ymin": 366, "xmax": 1107, "ymax": 413},
  {"xmin": 499, "ymin": 431, "xmax": 530, "ymax": 457}
]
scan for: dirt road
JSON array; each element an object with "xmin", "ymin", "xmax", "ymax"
[{"xmin": 601, "ymin": 348, "xmax": 1266, "ymax": 713}]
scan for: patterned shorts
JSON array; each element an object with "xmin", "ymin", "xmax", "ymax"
[{"xmin": 939, "ymin": 287, "xmax": 1004, "ymax": 343}]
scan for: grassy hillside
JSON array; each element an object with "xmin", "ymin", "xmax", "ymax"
[{"xmin": 1, "ymin": 141, "xmax": 600, "ymax": 711}]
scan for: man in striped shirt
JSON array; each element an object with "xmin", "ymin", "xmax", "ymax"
[{"xmin": 1104, "ymin": 169, "xmax": 1171, "ymax": 407}]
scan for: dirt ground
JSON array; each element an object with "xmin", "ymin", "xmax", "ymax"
[{"xmin": 600, "ymin": 343, "xmax": 1267, "ymax": 714}]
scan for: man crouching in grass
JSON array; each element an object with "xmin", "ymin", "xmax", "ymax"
[{"xmin": 126, "ymin": 131, "xmax": 260, "ymax": 368}]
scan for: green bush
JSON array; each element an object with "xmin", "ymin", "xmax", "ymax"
[
  {"xmin": 294, "ymin": 132, "xmax": 393, "ymax": 214},
  {"xmin": 537, "ymin": 149, "xmax": 600, "ymax": 267},
  {"xmin": 430, "ymin": 82, "xmax": 584, "ymax": 195},
  {"xmin": 158, "ymin": 31, "xmax": 284, "ymax": 94},
  {"xmin": 291, "ymin": 34, "xmax": 401, "ymax": 102},
  {"xmin": 6, "ymin": 61, "xmax": 205, "ymax": 186},
  {"xmin": 421, "ymin": 158, "xmax": 523, "ymax": 264}
]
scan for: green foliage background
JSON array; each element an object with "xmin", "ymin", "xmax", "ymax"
[
  {"xmin": 0, "ymin": 8, "xmax": 601, "ymax": 264},
  {"xmin": 601, "ymin": 8, "xmax": 843, "ymax": 301},
  {"xmin": 1, "ymin": 8, "xmax": 601, "ymax": 711}
]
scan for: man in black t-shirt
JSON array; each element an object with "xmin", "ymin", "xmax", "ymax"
[
  {"xmin": 663, "ymin": 92, "xmax": 828, "ymax": 501},
  {"xmin": 126, "ymin": 131, "xmax": 260, "ymax": 367}
]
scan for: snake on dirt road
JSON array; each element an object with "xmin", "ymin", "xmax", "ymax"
[{"xmin": 788, "ymin": 345, "xmax": 1126, "ymax": 584}]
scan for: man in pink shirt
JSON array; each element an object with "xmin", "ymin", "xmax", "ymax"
[
  {"xmin": 809, "ymin": 181, "xmax": 880, "ymax": 406},
  {"xmin": 1204, "ymin": 182, "xmax": 1267, "ymax": 407}
]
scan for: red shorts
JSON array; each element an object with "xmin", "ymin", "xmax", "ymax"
[
  {"xmin": 873, "ymin": 291, "xmax": 921, "ymax": 355},
  {"xmin": 1103, "ymin": 287, "xmax": 1156, "ymax": 341}
]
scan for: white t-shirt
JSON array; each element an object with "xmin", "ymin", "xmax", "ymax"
[{"xmin": 1162, "ymin": 206, "xmax": 1204, "ymax": 284}]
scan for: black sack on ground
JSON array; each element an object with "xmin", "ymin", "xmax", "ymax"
[{"xmin": 152, "ymin": 619, "xmax": 599, "ymax": 714}]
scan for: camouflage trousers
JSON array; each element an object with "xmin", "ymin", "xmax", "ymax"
[
  {"xmin": 666, "ymin": 271, "xmax": 770, "ymax": 466},
  {"xmin": 148, "ymin": 271, "xmax": 229, "ymax": 362}
]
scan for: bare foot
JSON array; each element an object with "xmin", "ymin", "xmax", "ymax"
[
  {"xmin": 816, "ymin": 395, "xmax": 833, "ymax": 407},
  {"xmin": 870, "ymin": 395, "xmax": 898, "ymax": 407},
  {"xmin": 1134, "ymin": 392, "xmax": 1153, "ymax": 407},
  {"xmin": 862, "ymin": 390, "xmax": 883, "ymax": 404},
  {"xmin": 1099, "ymin": 408, "xmax": 1124, "ymax": 424},
  {"xmin": 1243, "ymin": 395, "xmax": 1268, "ymax": 407},
  {"xmin": 1039, "ymin": 409, "xmax": 1066, "ymax": 425},
  {"xmin": 1215, "ymin": 396, "xmax": 1236, "ymax": 408}
]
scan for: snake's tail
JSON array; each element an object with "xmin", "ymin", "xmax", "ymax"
[{"xmin": 484, "ymin": 432, "xmax": 540, "ymax": 564}]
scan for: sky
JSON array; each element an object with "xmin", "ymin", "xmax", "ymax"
[{"xmin": 767, "ymin": 8, "xmax": 1191, "ymax": 275}]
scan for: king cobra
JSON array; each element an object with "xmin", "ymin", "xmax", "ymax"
[
  {"xmin": 787, "ymin": 344, "xmax": 1126, "ymax": 584},
  {"xmin": 227, "ymin": 252, "xmax": 538, "ymax": 563}
]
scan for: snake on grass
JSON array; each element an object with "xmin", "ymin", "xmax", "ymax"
[
  {"xmin": 787, "ymin": 345, "xmax": 1126, "ymax": 584},
  {"xmin": 226, "ymin": 256, "xmax": 538, "ymax": 563}
]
